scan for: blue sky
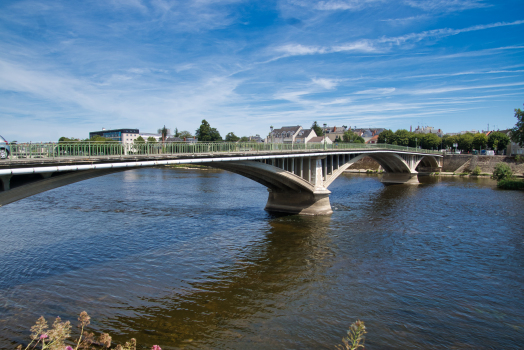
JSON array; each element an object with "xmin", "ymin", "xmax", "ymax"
[{"xmin": 1, "ymin": 0, "xmax": 523, "ymax": 142}]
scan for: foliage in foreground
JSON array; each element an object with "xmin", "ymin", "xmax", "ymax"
[
  {"xmin": 20, "ymin": 311, "xmax": 365, "ymax": 350},
  {"xmin": 17, "ymin": 311, "xmax": 159, "ymax": 350},
  {"xmin": 336, "ymin": 320, "xmax": 367, "ymax": 350},
  {"xmin": 471, "ymin": 166, "xmax": 482, "ymax": 175}
]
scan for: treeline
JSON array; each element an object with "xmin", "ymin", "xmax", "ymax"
[{"xmin": 376, "ymin": 129, "xmax": 510, "ymax": 151}]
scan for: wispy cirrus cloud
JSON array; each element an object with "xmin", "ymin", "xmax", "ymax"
[
  {"xmin": 274, "ymin": 19, "xmax": 524, "ymax": 58},
  {"xmin": 404, "ymin": 0, "xmax": 490, "ymax": 12}
]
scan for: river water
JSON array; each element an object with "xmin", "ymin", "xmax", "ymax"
[{"xmin": 0, "ymin": 168, "xmax": 523, "ymax": 349}]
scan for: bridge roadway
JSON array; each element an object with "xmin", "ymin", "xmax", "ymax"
[{"xmin": 0, "ymin": 146, "xmax": 442, "ymax": 215}]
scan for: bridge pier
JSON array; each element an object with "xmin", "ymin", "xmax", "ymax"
[
  {"xmin": 0, "ymin": 175, "xmax": 12, "ymax": 191},
  {"xmin": 265, "ymin": 189, "xmax": 332, "ymax": 215},
  {"xmin": 381, "ymin": 173, "xmax": 419, "ymax": 185}
]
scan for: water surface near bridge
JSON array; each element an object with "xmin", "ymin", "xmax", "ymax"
[{"xmin": 0, "ymin": 169, "xmax": 523, "ymax": 349}]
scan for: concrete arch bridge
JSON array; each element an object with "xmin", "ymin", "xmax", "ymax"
[{"xmin": 0, "ymin": 147, "xmax": 441, "ymax": 215}]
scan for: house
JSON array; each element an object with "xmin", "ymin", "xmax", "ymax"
[
  {"xmin": 295, "ymin": 129, "xmax": 317, "ymax": 144},
  {"xmin": 268, "ymin": 126, "xmax": 302, "ymax": 143},
  {"xmin": 324, "ymin": 126, "xmax": 348, "ymax": 142},
  {"xmin": 366, "ymin": 135, "xmax": 379, "ymax": 144},
  {"xmin": 308, "ymin": 136, "xmax": 333, "ymax": 145},
  {"xmin": 247, "ymin": 134, "xmax": 265, "ymax": 143},
  {"xmin": 352, "ymin": 128, "xmax": 385, "ymax": 143},
  {"xmin": 413, "ymin": 126, "xmax": 444, "ymax": 137}
]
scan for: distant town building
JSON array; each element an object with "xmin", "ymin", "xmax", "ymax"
[
  {"xmin": 247, "ymin": 134, "xmax": 265, "ymax": 143},
  {"xmin": 89, "ymin": 128, "xmax": 139, "ymax": 143},
  {"xmin": 308, "ymin": 136, "xmax": 333, "ymax": 145},
  {"xmin": 351, "ymin": 128, "xmax": 385, "ymax": 143},
  {"xmin": 413, "ymin": 126, "xmax": 444, "ymax": 137},
  {"xmin": 324, "ymin": 126, "xmax": 348, "ymax": 142},
  {"xmin": 295, "ymin": 129, "xmax": 317, "ymax": 144},
  {"xmin": 268, "ymin": 126, "xmax": 303, "ymax": 144},
  {"xmin": 503, "ymin": 129, "xmax": 524, "ymax": 155}
]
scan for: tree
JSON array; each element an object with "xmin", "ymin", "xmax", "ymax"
[
  {"xmin": 174, "ymin": 128, "xmax": 180, "ymax": 137},
  {"xmin": 225, "ymin": 132, "xmax": 240, "ymax": 142},
  {"xmin": 511, "ymin": 105, "xmax": 524, "ymax": 146},
  {"xmin": 342, "ymin": 130, "xmax": 364, "ymax": 143},
  {"xmin": 134, "ymin": 136, "xmax": 145, "ymax": 143},
  {"xmin": 394, "ymin": 129, "xmax": 411, "ymax": 146},
  {"xmin": 488, "ymin": 131, "xmax": 510, "ymax": 152},
  {"xmin": 147, "ymin": 136, "xmax": 157, "ymax": 143},
  {"xmin": 58, "ymin": 137, "xmax": 79, "ymax": 142},
  {"xmin": 195, "ymin": 119, "xmax": 222, "ymax": 141},
  {"xmin": 420, "ymin": 133, "xmax": 441, "ymax": 150},
  {"xmin": 239, "ymin": 136, "xmax": 249, "ymax": 142},
  {"xmin": 158, "ymin": 125, "xmax": 168, "ymax": 143},
  {"xmin": 377, "ymin": 129, "xmax": 394, "ymax": 144},
  {"xmin": 458, "ymin": 133, "xmax": 474, "ymax": 152},
  {"xmin": 442, "ymin": 134, "xmax": 459, "ymax": 149},
  {"xmin": 179, "ymin": 130, "xmax": 192, "ymax": 139},
  {"xmin": 312, "ymin": 121, "xmax": 324, "ymax": 136},
  {"xmin": 472, "ymin": 133, "xmax": 488, "ymax": 150}
]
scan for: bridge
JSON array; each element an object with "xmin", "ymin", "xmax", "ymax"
[{"xmin": 0, "ymin": 141, "xmax": 442, "ymax": 215}]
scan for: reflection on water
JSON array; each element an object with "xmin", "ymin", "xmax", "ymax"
[{"xmin": 0, "ymin": 169, "xmax": 523, "ymax": 349}]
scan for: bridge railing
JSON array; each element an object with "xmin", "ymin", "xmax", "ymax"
[{"xmin": 5, "ymin": 141, "xmax": 441, "ymax": 160}]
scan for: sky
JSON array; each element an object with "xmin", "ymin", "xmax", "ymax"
[{"xmin": 0, "ymin": 0, "xmax": 523, "ymax": 142}]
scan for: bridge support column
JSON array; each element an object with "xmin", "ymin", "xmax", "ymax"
[
  {"xmin": 264, "ymin": 156, "xmax": 333, "ymax": 215},
  {"xmin": 381, "ymin": 173, "xmax": 419, "ymax": 185},
  {"xmin": 0, "ymin": 175, "xmax": 12, "ymax": 191}
]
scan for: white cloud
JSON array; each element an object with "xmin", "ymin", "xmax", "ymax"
[
  {"xmin": 404, "ymin": 0, "xmax": 489, "ymax": 12},
  {"xmin": 312, "ymin": 78, "xmax": 339, "ymax": 89},
  {"xmin": 314, "ymin": 0, "xmax": 385, "ymax": 10},
  {"xmin": 355, "ymin": 87, "xmax": 396, "ymax": 94}
]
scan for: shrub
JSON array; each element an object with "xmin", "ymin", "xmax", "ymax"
[
  {"xmin": 492, "ymin": 162, "xmax": 513, "ymax": 181},
  {"xmin": 498, "ymin": 178, "xmax": 524, "ymax": 190},
  {"xmin": 516, "ymin": 155, "xmax": 524, "ymax": 163},
  {"xmin": 471, "ymin": 166, "xmax": 482, "ymax": 175}
]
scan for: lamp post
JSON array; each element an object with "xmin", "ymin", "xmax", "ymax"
[
  {"xmin": 270, "ymin": 126, "xmax": 274, "ymax": 150},
  {"xmin": 323, "ymin": 123, "xmax": 327, "ymax": 150}
]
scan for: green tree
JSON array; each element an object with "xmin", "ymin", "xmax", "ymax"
[
  {"xmin": 89, "ymin": 135, "xmax": 115, "ymax": 142},
  {"xmin": 342, "ymin": 131, "xmax": 364, "ymax": 143},
  {"xmin": 158, "ymin": 125, "xmax": 168, "ymax": 143},
  {"xmin": 174, "ymin": 128, "xmax": 180, "ymax": 137},
  {"xmin": 442, "ymin": 134, "xmax": 459, "ymax": 149},
  {"xmin": 510, "ymin": 105, "xmax": 524, "ymax": 146},
  {"xmin": 58, "ymin": 137, "xmax": 80, "ymax": 142},
  {"xmin": 195, "ymin": 119, "xmax": 222, "ymax": 141},
  {"xmin": 179, "ymin": 130, "xmax": 192, "ymax": 139},
  {"xmin": 134, "ymin": 136, "xmax": 145, "ymax": 143},
  {"xmin": 420, "ymin": 133, "xmax": 441, "ymax": 150},
  {"xmin": 472, "ymin": 133, "xmax": 488, "ymax": 150},
  {"xmin": 458, "ymin": 133, "xmax": 474, "ymax": 152},
  {"xmin": 147, "ymin": 136, "xmax": 157, "ymax": 143},
  {"xmin": 239, "ymin": 136, "xmax": 249, "ymax": 142},
  {"xmin": 394, "ymin": 129, "xmax": 411, "ymax": 146},
  {"xmin": 312, "ymin": 121, "xmax": 324, "ymax": 136},
  {"xmin": 488, "ymin": 131, "xmax": 510, "ymax": 151},
  {"xmin": 377, "ymin": 129, "xmax": 394, "ymax": 144},
  {"xmin": 225, "ymin": 132, "xmax": 240, "ymax": 142}
]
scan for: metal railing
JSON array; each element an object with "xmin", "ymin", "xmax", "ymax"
[{"xmin": 4, "ymin": 141, "xmax": 441, "ymax": 160}]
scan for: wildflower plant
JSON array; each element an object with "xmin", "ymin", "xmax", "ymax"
[
  {"xmin": 336, "ymin": 320, "xmax": 367, "ymax": 350},
  {"xmin": 18, "ymin": 311, "xmax": 160, "ymax": 350}
]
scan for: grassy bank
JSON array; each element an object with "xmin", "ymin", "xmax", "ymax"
[{"xmin": 497, "ymin": 178, "xmax": 524, "ymax": 190}]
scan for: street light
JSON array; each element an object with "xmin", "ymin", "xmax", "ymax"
[
  {"xmin": 270, "ymin": 126, "xmax": 274, "ymax": 150},
  {"xmin": 323, "ymin": 123, "xmax": 327, "ymax": 150}
]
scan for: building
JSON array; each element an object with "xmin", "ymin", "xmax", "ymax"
[
  {"xmin": 89, "ymin": 128, "xmax": 139, "ymax": 144},
  {"xmin": 503, "ymin": 130, "xmax": 524, "ymax": 155},
  {"xmin": 413, "ymin": 126, "xmax": 444, "ymax": 137},
  {"xmin": 308, "ymin": 136, "xmax": 333, "ymax": 145},
  {"xmin": 247, "ymin": 134, "xmax": 265, "ymax": 143},
  {"xmin": 324, "ymin": 126, "xmax": 348, "ymax": 142},
  {"xmin": 268, "ymin": 126, "xmax": 303, "ymax": 143},
  {"xmin": 295, "ymin": 129, "xmax": 317, "ymax": 144},
  {"xmin": 352, "ymin": 128, "xmax": 385, "ymax": 143}
]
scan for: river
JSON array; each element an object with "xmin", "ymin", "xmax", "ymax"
[{"xmin": 0, "ymin": 168, "xmax": 523, "ymax": 349}]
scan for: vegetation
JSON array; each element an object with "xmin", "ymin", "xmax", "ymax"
[
  {"xmin": 134, "ymin": 136, "xmax": 145, "ymax": 144},
  {"xmin": 377, "ymin": 129, "xmax": 441, "ymax": 150},
  {"xmin": 195, "ymin": 119, "xmax": 222, "ymax": 141},
  {"xmin": 471, "ymin": 166, "xmax": 482, "ymax": 175},
  {"xmin": 225, "ymin": 132, "xmax": 240, "ymax": 142},
  {"xmin": 239, "ymin": 136, "xmax": 249, "ymax": 142},
  {"xmin": 488, "ymin": 131, "xmax": 510, "ymax": 152},
  {"xmin": 311, "ymin": 121, "xmax": 324, "ymax": 136},
  {"xmin": 516, "ymin": 155, "xmax": 524, "ymax": 164},
  {"xmin": 342, "ymin": 130, "xmax": 364, "ymax": 143},
  {"xmin": 336, "ymin": 320, "xmax": 367, "ymax": 350},
  {"xmin": 19, "ymin": 311, "xmax": 364, "ymax": 350},
  {"xmin": 510, "ymin": 104, "xmax": 524, "ymax": 146},
  {"xmin": 178, "ymin": 130, "xmax": 193, "ymax": 139},
  {"xmin": 472, "ymin": 133, "xmax": 488, "ymax": 151},
  {"xmin": 498, "ymin": 178, "xmax": 524, "ymax": 190},
  {"xmin": 158, "ymin": 125, "xmax": 168, "ymax": 143},
  {"xmin": 16, "ymin": 311, "xmax": 151, "ymax": 350},
  {"xmin": 492, "ymin": 162, "xmax": 513, "ymax": 181}
]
